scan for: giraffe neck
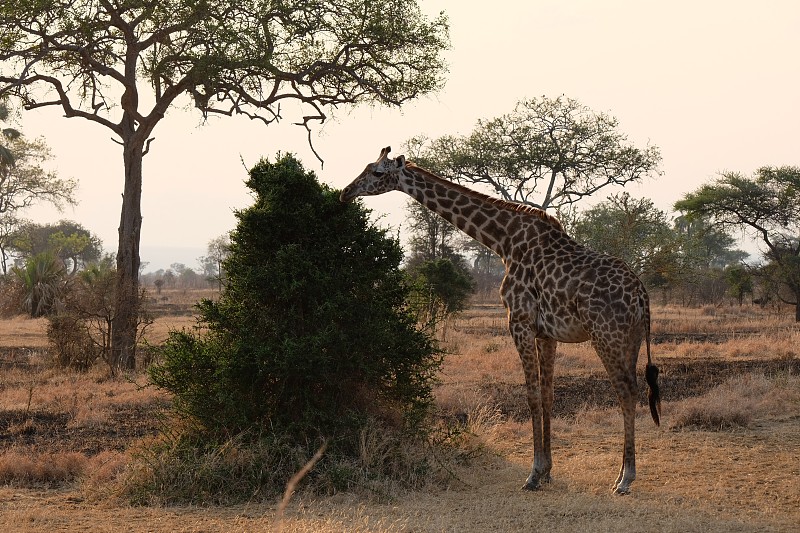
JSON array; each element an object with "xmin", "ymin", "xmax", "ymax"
[{"xmin": 398, "ymin": 164, "xmax": 560, "ymax": 258}]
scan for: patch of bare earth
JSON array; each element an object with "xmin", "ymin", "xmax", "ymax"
[{"xmin": 1, "ymin": 301, "xmax": 799, "ymax": 532}]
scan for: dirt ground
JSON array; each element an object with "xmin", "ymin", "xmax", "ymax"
[
  {"xmin": 1, "ymin": 417, "xmax": 798, "ymax": 532},
  {"xmin": 1, "ymin": 305, "xmax": 799, "ymax": 532}
]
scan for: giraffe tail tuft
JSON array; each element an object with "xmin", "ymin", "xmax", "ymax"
[{"xmin": 645, "ymin": 362, "xmax": 661, "ymax": 426}]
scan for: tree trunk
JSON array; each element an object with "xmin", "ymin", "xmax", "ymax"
[{"xmin": 110, "ymin": 139, "xmax": 144, "ymax": 372}]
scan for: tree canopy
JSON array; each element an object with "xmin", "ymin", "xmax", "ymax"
[
  {"xmin": 11, "ymin": 220, "xmax": 103, "ymax": 274},
  {"xmin": 572, "ymin": 192, "xmax": 675, "ymax": 280},
  {"xmin": 0, "ymin": 0, "xmax": 450, "ymax": 370},
  {"xmin": 675, "ymin": 166, "xmax": 800, "ymax": 320},
  {"xmin": 405, "ymin": 95, "xmax": 661, "ymax": 212}
]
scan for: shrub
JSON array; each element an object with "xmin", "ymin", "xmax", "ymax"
[
  {"xmin": 149, "ymin": 154, "xmax": 442, "ymax": 452},
  {"xmin": 46, "ymin": 258, "xmax": 152, "ymax": 372}
]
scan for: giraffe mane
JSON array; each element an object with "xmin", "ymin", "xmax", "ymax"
[{"xmin": 405, "ymin": 162, "xmax": 565, "ymax": 231}]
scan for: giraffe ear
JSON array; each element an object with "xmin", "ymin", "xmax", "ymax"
[{"xmin": 395, "ymin": 155, "xmax": 406, "ymax": 168}]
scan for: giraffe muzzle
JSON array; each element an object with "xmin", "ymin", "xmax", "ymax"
[{"xmin": 339, "ymin": 186, "xmax": 355, "ymax": 203}]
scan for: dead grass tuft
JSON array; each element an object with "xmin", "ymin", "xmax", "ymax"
[
  {"xmin": 669, "ymin": 372, "xmax": 800, "ymax": 430},
  {"xmin": 0, "ymin": 450, "xmax": 89, "ymax": 485}
]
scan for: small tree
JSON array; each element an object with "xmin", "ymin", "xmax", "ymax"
[
  {"xmin": 48, "ymin": 258, "xmax": 152, "ymax": 373},
  {"xmin": 198, "ymin": 234, "xmax": 230, "ymax": 289},
  {"xmin": 0, "ymin": 136, "xmax": 77, "ymax": 274},
  {"xmin": 150, "ymin": 154, "xmax": 441, "ymax": 446},
  {"xmin": 726, "ymin": 265, "xmax": 754, "ymax": 306},
  {"xmin": 9, "ymin": 220, "xmax": 100, "ymax": 273},
  {"xmin": 406, "ymin": 258, "xmax": 474, "ymax": 339},
  {"xmin": 403, "ymin": 197, "xmax": 476, "ymax": 321}
]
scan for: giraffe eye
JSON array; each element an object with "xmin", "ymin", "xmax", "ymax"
[{"xmin": 373, "ymin": 171, "xmax": 385, "ymax": 177}]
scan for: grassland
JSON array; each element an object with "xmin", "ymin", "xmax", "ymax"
[{"xmin": 0, "ymin": 291, "xmax": 798, "ymax": 532}]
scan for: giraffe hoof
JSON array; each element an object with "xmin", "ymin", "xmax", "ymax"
[
  {"xmin": 612, "ymin": 484, "xmax": 631, "ymax": 495},
  {"xmin": 521, "ymin": 480, "xmax": 540, "ymax": 491},
  {"xmin": 522, "ymin": 473, "xmax": 550, "ymax": 491}
]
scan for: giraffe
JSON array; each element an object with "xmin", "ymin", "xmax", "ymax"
[{"xmin": 340, "ymin": 146, "xmax": 662, "ymax": 495}]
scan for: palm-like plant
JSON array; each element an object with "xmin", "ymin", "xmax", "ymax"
[{"xmin": 13, "ymin": 252, "xmax": 65, "ymax": 317}]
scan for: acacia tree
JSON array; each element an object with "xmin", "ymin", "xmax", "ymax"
[
  {"xmin": 0, "ymin": 1, "xmax": 449, "ymax": 370},
  {"xmin": 405, "ymin": 95, "xmax": 661, "ymax": 212},
  {"xmin": 675, "ymin": 166, "xmax": 800, "ymax": 321}
]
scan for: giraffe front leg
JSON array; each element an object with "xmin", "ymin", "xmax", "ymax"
[
  {"xmin": 509, "ymin": 320, "xmax": 550, "ymax": 491},
  {"xmin": 536, "ymin": 338, "xmax": 557, "ymax": 485}
]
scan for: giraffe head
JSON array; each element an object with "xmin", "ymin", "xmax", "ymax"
[{"xmin": 339, "ymin": 146, "xmax": 406, "ymax": 202}]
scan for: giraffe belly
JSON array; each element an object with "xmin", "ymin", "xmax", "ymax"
[{"xmin": 536, "ymin": 315, "xmax": 590, "ymax": 343}]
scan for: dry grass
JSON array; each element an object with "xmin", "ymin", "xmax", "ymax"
[
  {"xmin": 1, "ymin": 302, "xmax": 799, "ymax": 531},
  {"xmin": 0, "ymin": 359, "xmax": 166, "ymax": 417},
  {"xmin": 0, "ymin": 316, "xmax": 49, "ymax": 348},
  {"xmin": 653, "ymin": 303, "xmax": 796, "ymax": 335},
  {"xmin": 668, "ymin": 372, "xmax": 800, "ymax": 430}
]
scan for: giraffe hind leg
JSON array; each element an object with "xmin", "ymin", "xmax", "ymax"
[
  {"xmin": 611, "ymin": 372, "xmax": 637, "ymax": 495},
  {"xmin": 594, "ymin": 341, "xmax": 639, "ymax": 495}
]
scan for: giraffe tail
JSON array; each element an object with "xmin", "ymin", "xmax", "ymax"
[
  {"xmin": 641, "ymin": 290, "xmax": 661, "ymax": 426},
  {"xmin": 644, "ymin": 319, "xmax": 661, "ymax": 426},
  {"xmin": 645, "ymin": 362, "xmax": 661, "ymax": 426}
]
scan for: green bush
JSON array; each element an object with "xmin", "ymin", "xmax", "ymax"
[
  {"xmin": 150, "ymin": 154, "xmax": 442, "ymax": 450},
  {"xmin": 406, "ymin": 258, "xmax": 475, "ymax": 334}
]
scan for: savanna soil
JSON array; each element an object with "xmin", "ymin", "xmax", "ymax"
[{"xmin": 1, "ymin": 297, "xmax": 799, "ymax": 532}]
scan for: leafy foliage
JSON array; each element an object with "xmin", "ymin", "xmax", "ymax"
[
  {"xmin": 406, "ymin": 259, "xmax": 475, "ymax": 336},
  {"xmin": 0, "ymin": 135, "xmax": 77, "ymax": 274},
  {"xmin": 11, "ymin": 220, "xmax": 102, "ymax": 273},
  {"xmin": 150, "ymin": 154, "xmax": 442, "ymax": 446},
  {"xmin": 571, "ymin": 192, "xmax": 679, "ymax": 290},
  {"xmin": 12, "ymin": 252, "xmax": 65, "ymax": 317},
  {"xmin": 676, "ymin": 166, "xmax": 800, "ymax": 319},
  {"xmin": 402, "ymin": 198, "xmax": 476, "ymax": 319},
  {"xmin": 0, "ymin": 98, "xmax": 20, "ymax": 170},
  {"xmin": 405, "ymin": 95, "xmax": 661, "ymax": 210},
  {"xmin": 725, "ymin": 265, "xmax": 754, "ymax": 306}
]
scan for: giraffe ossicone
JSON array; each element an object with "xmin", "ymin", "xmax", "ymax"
[{"xmin": 341, "ymin": 146, "xmax": 662, "ymax": 495}]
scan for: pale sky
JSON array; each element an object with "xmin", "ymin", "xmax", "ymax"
[{"xmin": 19, "ymin": 0, "xmax": 800, "ymax": 272}]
